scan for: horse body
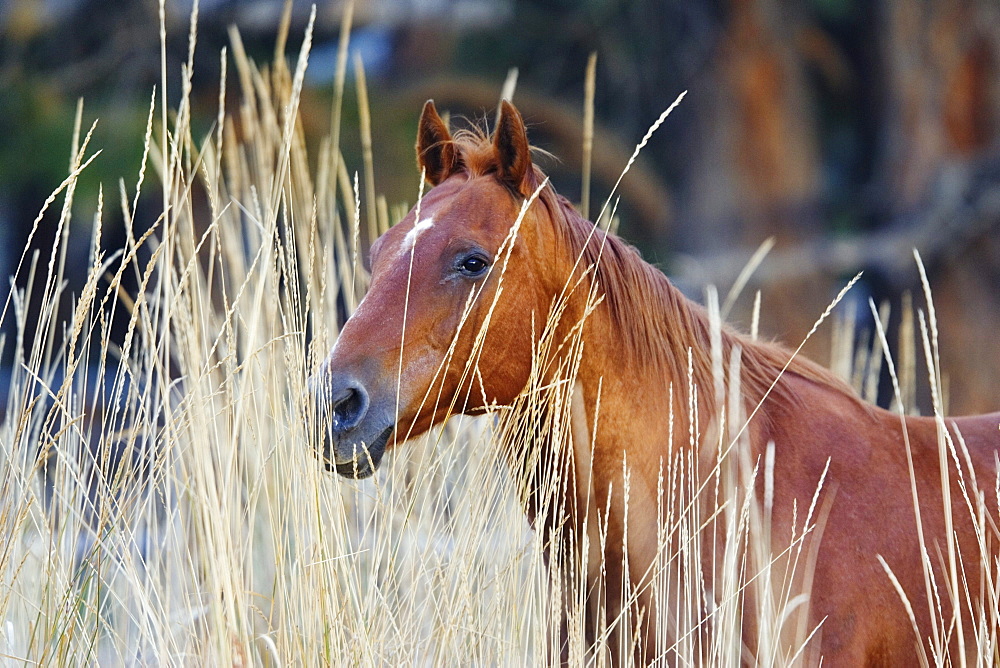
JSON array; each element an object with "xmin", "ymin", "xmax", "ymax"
[
  {"xmin": 759, "ymin": 374, "xmax": 1000, "ymax": 665},
  {"xmin": 543, "ymin": 232, "xmax": 1000, "ymax": 664},
  {"xmin": 312, "ymin": 99, "xmax": 1000, "ymax": 664}
]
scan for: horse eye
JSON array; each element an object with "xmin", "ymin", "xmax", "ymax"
[{"xmin": 458, "ymin": 254, "xmax": 489, "ymax": 277}]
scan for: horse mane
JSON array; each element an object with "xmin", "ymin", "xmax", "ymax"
[
  {"xmin": 446, "ymin": 125, "xmax": 549, "ymax": 191},
  {"xmin": 541, "ymin": 189, "xmax": 862, "ymax": 414},
  {"xmin": 444, "ymin": 123, "xmax": 861, "ymax": 416}
]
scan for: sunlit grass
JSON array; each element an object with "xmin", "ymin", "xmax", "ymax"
[{"xmin": 1, "ymin": 5, "xmax": 996, "ymax": 666}]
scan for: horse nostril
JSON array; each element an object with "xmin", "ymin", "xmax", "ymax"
[{"xmin": 330, "ymin": 382, "xmax": 369, "ymax": 433}]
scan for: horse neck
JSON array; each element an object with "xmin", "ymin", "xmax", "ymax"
[
  {"xmin": 510, "ymin": 190, "xmax": 848, "ymax": 526},
  {"xmin": 551, "ymin": 209, "xmax": 859, "ymax": 470},
  {"xmin": 505, "ymin": 201, "xmax": 730, "ymax": 563},
  {"xmin": 571, "ymin": 278, "xmax": 722, "ymax": 456},
  {"xmin": 546, "ymin": 197, "xmax": 727, "ymax": 450}
]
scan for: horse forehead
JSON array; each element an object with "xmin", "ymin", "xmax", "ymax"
[
  {"xmin": 388, "ymin": 178, "xmax": 516, "ymax": 247},
  {"xmin": 426, "ymin": 179, "xmax": 518, "ymax": 234}
]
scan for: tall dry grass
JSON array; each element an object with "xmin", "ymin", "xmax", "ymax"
[{"xmin": 0, "ymin": 4, "xmax": 996, "ymax": 666}]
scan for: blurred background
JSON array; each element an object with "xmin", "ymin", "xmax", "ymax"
[{"xmin": 2, "ymin": 0, "xmax": 998, "ymax": 414}]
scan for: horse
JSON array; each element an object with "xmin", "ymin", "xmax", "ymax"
[{"xmin": 310, "ymin": 99, "xmax": 1000, "ymax": 665}]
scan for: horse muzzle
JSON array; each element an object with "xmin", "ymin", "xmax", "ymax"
[{"xmin": 309, "ymin": 373, "xmax": 393, "ymax": 479}]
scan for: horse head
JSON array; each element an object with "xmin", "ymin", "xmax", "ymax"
[{"xmin": 311, "ymin": 100, "xmax": 567, "ymax": 478}]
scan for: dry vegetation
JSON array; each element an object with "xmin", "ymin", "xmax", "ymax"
[{"xmin": 0, "ymin": 6, "xmax": 996, "ymax": 666}]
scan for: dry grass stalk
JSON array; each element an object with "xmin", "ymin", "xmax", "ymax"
[{"xmin": 0, "ymin": 10, "xmax": 996, "ymax": 667}]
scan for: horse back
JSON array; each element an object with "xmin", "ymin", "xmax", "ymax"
[
  {"xmin": 946, "ymin": 411, "xmax": 1000, "ymax": 471},
  {"xmin": 762, "ymin": 377, "xmax": 999, "ymax": 665}
]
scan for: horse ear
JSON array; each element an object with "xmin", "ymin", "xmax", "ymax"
[
  {"xmin": 416, "ymin": 100, "xmax": 458, "ymax": 186},
  {"xmin": 493, "ymin": 100, "xmax": 533, "ymax": 196}
]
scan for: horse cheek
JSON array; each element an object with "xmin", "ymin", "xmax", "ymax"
[{"xmin": 485, "ymin": 305, "xmax": 538, "ymax": 406}]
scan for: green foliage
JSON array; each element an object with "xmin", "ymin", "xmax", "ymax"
[{"xmin": 0, "ymin": 79, "xmax": 147, "ymax": 216}]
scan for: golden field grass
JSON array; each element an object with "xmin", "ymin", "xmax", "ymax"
[{"xmin": 1, "ymin": 5, "xmax": 996, "ymax": 666}]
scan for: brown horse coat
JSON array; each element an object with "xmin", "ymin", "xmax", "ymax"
[{"xmin": 312, "ymin": 99, "xmax": 1000, "ymax": 665}]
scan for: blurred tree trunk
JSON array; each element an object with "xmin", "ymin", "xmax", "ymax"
[
  {"xmin": 878, "ymin": 0, "xmax": 999, "ymax": 203},
  {"xmin": 681, "ymin": 0, "xmax": 1000, "ymax": 414},
  {"xmin": 686, "ymin": 0, "xmax": 820, "ymax": 251},
  {"xmin": 878, "ymin": 0, "xmax": 1000, "ymax": 413},
  {"xmin": 685, "ymin": 0, "xmax": 833, "ymax": 363}
]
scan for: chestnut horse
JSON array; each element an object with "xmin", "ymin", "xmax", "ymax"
[{"xmin": 311, "ymin": 99, "xmax": 1000, "ymax": 665}]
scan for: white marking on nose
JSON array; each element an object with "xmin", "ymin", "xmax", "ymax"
[{"xmin": 402, "ymin": 217, "xmax": 434, "ymax": 252}]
